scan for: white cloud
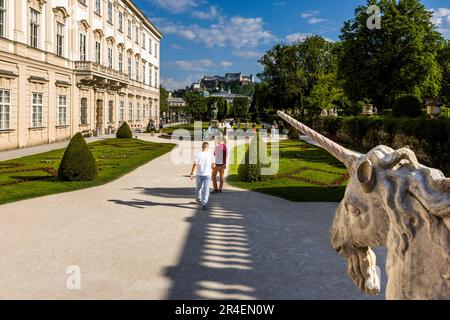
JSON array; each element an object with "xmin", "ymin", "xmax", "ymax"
[
  {"xmin": 301, "ymin": 11, "xmax": 320, "ymax": 19},
  {"xmin": 158, "ymin": 16, "xmax": 275, "ymax": 55},
  {"xmin": 285, "ymin": 33, "xmax": 335, "ymax": 43},
  {"xmin": 300, "ymin": 10, "xmax": 327, "ymax": 25},
  {"xmin": 286, "ymin": 32, "xmax": 311, "ymax": 42},
  {"xmin": 431, "ymin": 8, "xmax": 450, "ymax": 38},
  {"xmin": 192, "ymin": 6, "xmax": 222, "ymax": 21},
  {"xmin": 220, "ymin": 61, "xmax": 233, "ymax": 68},
  {"xmin": 165, "ymin": 59, "xmax": 214, "ymax": 72},
  {"xmin": 232, "ymin": 49, "xmax": 264, "ymax": 59},
  {"xmin": 147, "ymin": 0, "xmax": 199, "ymax": 13},
  {"xmin": 308, "ymin": 17, "xmax": 326, "ymax": 24},
  {"xmin": 161, "ymin": 75, "xmax": 197, "ymax": 91},
  {"xmin": 273, "ymin": 2, "xmax": 285, "ymax": 6}
]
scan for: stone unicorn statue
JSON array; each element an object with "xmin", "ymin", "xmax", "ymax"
[{"xmin": 278, "ymin": 111, "xmax": 450, "ymax": 300}]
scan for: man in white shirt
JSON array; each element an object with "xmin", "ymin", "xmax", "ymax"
[{"xmin": 190, "ymin": 142, "xmax": 216, "ymax": 210}]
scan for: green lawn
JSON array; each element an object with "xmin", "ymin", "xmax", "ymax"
[
  {"xmin": 0, "ymin": 139, "xmax": 175, "ymax": 205},
  {"xmin": 227, "ymin": 139, "xmax": 349, "ymax": 202}
]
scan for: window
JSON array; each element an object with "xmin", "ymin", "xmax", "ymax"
[
  {"xmin": 56, "ymin": 23, "xmax": 64, "ymax": 56},
  {"xmin": 128, "ymin": 102, "xmax": 133, "ymax": 121},
  {"xmin": 149, "ymin": 65, "xmax": 152, "ymax": 86},
  {"xmin": 80, "ymin": 98, "xmax": 88, "ymax": 125},
  {"xmin": 128, "ymin": 55, "xmax": 132, "ymax": 79},
  {"xmin": 0, "ymin": 89, "xmax": 10, "ymax": 130},
  {"xmin": 108, "ymin": 101, "xmax": 114, "ymax": 123},
  {"xmin": 32, "ymin": 93, "xmax": 43, "ymax": 128},
  {"xmin": 135, "ymin": 58, "xmax": 139, "ymax": 81},
  {"xmin": 137, "ymin": 103, "xmax": 141, "ymax": 121},
  {"xmin": 29, "ymin": 9, "xmax": 40, "ymax": 48},
  {"xmin": 143, "ymin": 64, "xmax": 146, "ymax": 85},
  {"xmin": 119, "ymin": 101, "xmax": 124, "ymax": 122},
  {"xmin": 118, "ymin": 12, "xmax": 123, "ymax": 32},
  {"xmin": 127, "ymin": 19, "xmax": 132, "ymax": 37},
  {"xmin": 95, "ymin": 0, "xmax": 101, "ymax": 14},
  {"xmin": 154, "ymin": 70, "xmax": 158, "ymax": 88},
  {"xmin": 149, "ymin": 38, "xmax": 152, "ymax": 54},
  {"xmin": 95, "ymin": 41, "xmax": 101, "ymax": 64},
  {"xmin": 107, "ymin": 1, "xmax": 113, "ymax": 23},
  {"xmin": 118, "ymin": 52, "xmax": 123, "ymax": 72},
  {"xmin": 142, "ymin": 33, "xmax": 146, "ymax": 49},
  {"xmin": 58, "ymin": 96, "xmax": 67, "ymax": 126},
  {"xmin": 0, "ymin": 0, "xmax": 6, "ymax": 38},
  {"xmin": 108, "ymin": 47, "xmax": 113, "ymax": 68},
  {"xmin": 155, "ymin": 43, "xmax": 158, "ymax": 58},
  {"xmin": 135, "ymin": 26, "xmax": 139, "ymax": 44},
  {"xmin": 79, "ymin": 32, "xmax": 87, "ymax": 61}
]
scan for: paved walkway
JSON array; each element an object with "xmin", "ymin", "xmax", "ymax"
[
  {"xmin": 0, "ymin": 135, "xmax": 113, "ymax": 162},
  {"xmin": 0, "ymin": 136, "xmax": 386, "ymax": 299}
]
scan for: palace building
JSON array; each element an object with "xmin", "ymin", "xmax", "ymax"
[{"xmin": 0, "ymin": 0, "xmax": 162, "ymax": 151}]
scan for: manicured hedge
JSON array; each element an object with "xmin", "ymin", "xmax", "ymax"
[
  {"xmin": 116, "ymin": 122, "xmax": 133, "ymax": 139},
  {"xmin": 58, "ymin": 133, "xmax": 98, "ymax": 181},
  {"xmin": 238, "ymin": 135, "xmax": 270, "ymax": 182},
  {"xmin": 392, "ymin": 94, "xmax": 423, "ymax": 118},
  {"xmin": 298, "ymin": 116, "xmax": 450, "ymax": 176}
]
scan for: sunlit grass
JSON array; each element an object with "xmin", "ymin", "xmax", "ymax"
[
  {"xmin": 227, "ymin": 139, "xmax": 349, "ymax": 202},
  {"xmin": 0, "ymin": 139, "xmax": 175, "ymax": 205}
]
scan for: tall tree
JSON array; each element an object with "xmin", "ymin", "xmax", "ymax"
[
  {"xmin": 160, "ymin": 87, "xmax": 170, "ymax": 114},
  {"xmin": 438, "ymin": 40, "xmax": 450, "ymax": 104},
  {"xmin": 338, "ymin": 0, "xmax": 444, "ymax": 109},
  {"xmin": 184, "ymin": 93, "xmax": 208, "ymax": 121},
  {"xmin": 233, "ymin": 97, "xmax": 249, "ymax": 121},
  {"xmin": 258, "ymin": 36, "xmax": 337, "ymax": 112}
]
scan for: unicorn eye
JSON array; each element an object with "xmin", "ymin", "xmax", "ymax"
[{"xmin": 346, "ymin": 203, "xmax": 361, "ymax": 217}]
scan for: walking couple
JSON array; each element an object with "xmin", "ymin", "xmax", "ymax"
[{"xmin": 190, "ymin": 137, "xmax": 228, "ymax": 210}]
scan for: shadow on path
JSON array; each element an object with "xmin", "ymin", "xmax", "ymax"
[{"xmin": 112, "ymin": 187, "xmax": 387, "ymax": 300}]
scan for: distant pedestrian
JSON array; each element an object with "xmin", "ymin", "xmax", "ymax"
[
  {"xmin": 212, "ymin": 137, "xmax": 228, "ymax": 194},
  {"xmin": 190, "ymin": 142, "xmax": 216, "ymax": 210}
]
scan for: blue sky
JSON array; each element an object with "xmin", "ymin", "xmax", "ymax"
[{"xmin": 134, "ymin": 0, "xmax": 450, "ymax": 91}]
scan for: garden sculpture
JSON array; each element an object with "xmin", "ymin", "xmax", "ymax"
[{"xmin": 278, "ymin": 111, "xmax": 450, "ymax": 300}]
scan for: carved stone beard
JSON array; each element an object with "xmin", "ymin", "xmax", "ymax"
[{"xmin": 346, "ymin": 247, "xmax": 381, "ymax": 296}]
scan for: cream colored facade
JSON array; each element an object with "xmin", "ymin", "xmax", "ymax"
[{"xmin": 0, "ymin": 0, "xmax": 162, "ymax": 151}]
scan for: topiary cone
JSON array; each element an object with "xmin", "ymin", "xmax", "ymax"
[
  {"xmin": 116, "ymin": 122, "xmax": 133, "ymax": 139},
  {"xmin": 58, "ymin": 133, "xmax": 98, "ymax": 181}
]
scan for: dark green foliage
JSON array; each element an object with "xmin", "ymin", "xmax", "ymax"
[
  {"xmin": 392, "ymin": 95, "xmax": 423, "ymax": 118},
  {"xmin": 58, "ymin": 133, "xmax": 98, "ymax": 181},
  {"xmin": 338, "ymin": 0, "xmax": 444, "ymax": 109},
  {"xmin": 116, "ymin": 122, "xmax": 133, "ymax": 139},
  {"xmin": 184, "ymin": 93, "xmax": 208, "ymax": 120},
  {"xmin": 258, "ymin": 36, "xmax": 337, "ymax": 112},
  {"xmin": 306, "ymin": 116, "xmax": 450, "ymax": 176},
  {"xmin": 238, "ymin": 135, "xmax": 269, "ymax": 182},
  {"xmin": 233, "ymin": 97, "xmax": 249, "ymax": 120}
]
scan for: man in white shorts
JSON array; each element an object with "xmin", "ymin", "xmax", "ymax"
[{"xmin": 190, "ymin": 142, "xmax": 216, "ymax": 210}]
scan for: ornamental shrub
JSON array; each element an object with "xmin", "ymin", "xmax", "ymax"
[
  {"xmin": 238, "ymin": 135, "xmax": 270, "ymax": 182},
  {"xmin": 58, "ymin": 133, "xmax": 98, "ymax": 181},
  {"xmin": 116, "ymin": 122, "xmax": 133, "ymax": 139}
]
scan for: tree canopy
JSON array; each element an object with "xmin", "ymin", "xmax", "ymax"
[
  {"xmin": 184, "ymin": 92, "xmax": 208, "ymax": 121},
  {"xmin": 258, "ymin": 35, "xmax": 337, "ymax": 112},
  {"xmin": 337, "ymin": 0, "xmax": 444, "ymax": 109}
]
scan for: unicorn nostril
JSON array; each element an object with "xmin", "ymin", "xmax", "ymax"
[{"xmin": 336, "ymin": 247, "xmax": 344, "ymax": 255}]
